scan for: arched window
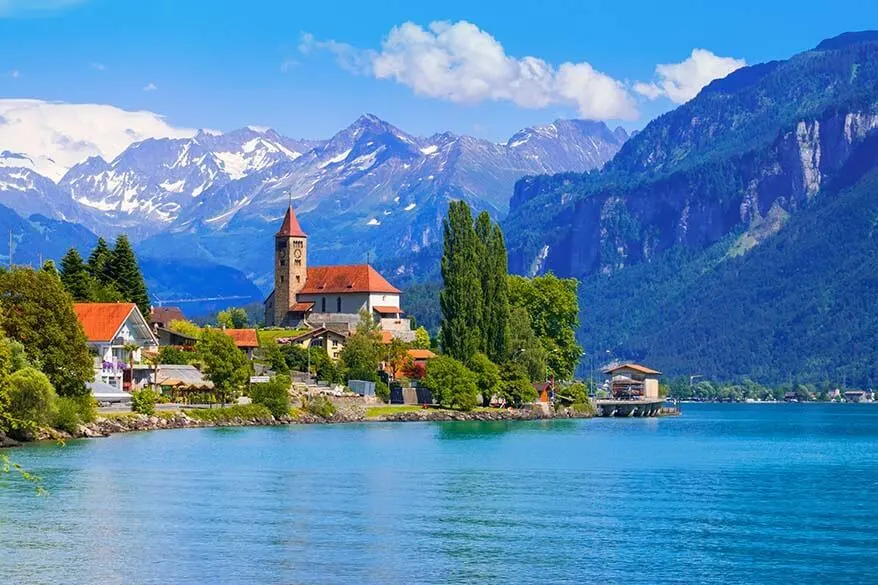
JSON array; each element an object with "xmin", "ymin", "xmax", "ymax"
[{"xmin": 337, "ymin": 297, "xmax": 342, "ymax": 312}]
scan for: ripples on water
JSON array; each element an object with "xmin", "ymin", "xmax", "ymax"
[{"xmin": 2, "ymin": 404, "xmax": 877, "ymax": 584}]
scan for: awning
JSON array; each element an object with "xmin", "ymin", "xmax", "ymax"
[
  {"xmin": 373, "ymin": 306, "xmax": 404, "ymax": 315},
  {"xmin": 291, "ymin": 302, "xmax": 314, "ymax": 312}
]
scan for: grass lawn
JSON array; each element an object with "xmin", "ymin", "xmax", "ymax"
[
  {"xmin": 257, "ymin": 328, "xmax": 310, "ymax": 346},
  {"xmin": 365, "ymin": 405, "xmax": 425, "ymax": 418}
]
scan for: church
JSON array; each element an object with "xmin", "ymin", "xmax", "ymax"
[{"xmin": 263, "ymin": 205, "xmax": 413, "ymax": 340}]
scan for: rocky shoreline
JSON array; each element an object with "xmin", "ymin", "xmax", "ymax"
[{"xmin": 1, "ymin": 406, "xmax": 592, "ymax": 447}]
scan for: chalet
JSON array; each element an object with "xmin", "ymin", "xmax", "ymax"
[
  {"xmin": 263, "ymin": 205, "xmax": 413, "ymax": 341},
  {"xmin": 603, "ymin": 363, "xmax": 662, "ymax": 400},
  {"xmin": 285, "ymin": 326, "xmax": 348, "ymax": 361},
  {"xmin": 150, "ymin": 306, "xmax": 185, "ymax": 329},
  {"xmin": 73, "ymin": 303, "xmax": 159, "ymax": 392}
]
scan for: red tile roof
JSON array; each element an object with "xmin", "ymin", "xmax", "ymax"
[
  {"xmin": 407, "ymin": 349, "xmax": 436, "ymax": 360},
  {"xmin": 604, "ymin": 363, "xmax": 663, "ymax": 376},
  {"xmin": 224, "ymin": 328, "xmax": 259, "ymax": 348},
  {"xmin": 276, "ymin": 205, "xmax": 307, "ymax": 238},
  {"xmin": 380, "ymin": 331, "xmax": 394, "ymax": 344},
  {"xmin": 373, "ymin": 305, "xmax": 404, "ymax": 314},
  {"xmin": 301, "ymin": 265, "xmax": 401, "ymax": 294},
  {"xmin": 73, "ymin": 303, "xmax": 137, "ymax": 342},
  {"xmin": 150, "ymin": 306, "xmax": 185, "ymax": 324},
  {"xmin": 291, "ymin": 301, "xmax": 314, "ymax": 312}
]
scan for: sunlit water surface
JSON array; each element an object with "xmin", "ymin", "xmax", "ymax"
[{"xmin": 2, "ymin": 404, "xmax": 877, "ymax": 584}]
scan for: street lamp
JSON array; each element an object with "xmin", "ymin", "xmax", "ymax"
[{"xmin": 582, "ymin": 351, "xmax": 595, "ymax": 395}]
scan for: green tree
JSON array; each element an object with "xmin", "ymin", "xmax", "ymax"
[
  {"xmin": 422, "ymin": 355, "xmax": 478, "ymax": 411},
  {"xmin": 484, "ymin": 224, "xmax": 510, "ymax": 362},
  {"xmin": 440, "ymin": 201, "xmax": 483, "ymax": 361},
  {"xmin": 384, "ymin": 338, "xmax": 410, "ymax": 380},
  {"xmin": 197, "ymin": 328, "xmax": 250, "ymax": 405},
  {"xmin": 508, "ymin": 273, "xmax": 582, "ymax": 381},
  {"xmin": 87, "ymin": 237, "xmax": 113, "ymax": 285},
  {"xmin": 413, "ymin": 326, "xmax": 431, "ymax": 349},
  {"xmin": 157, "ymin": 346, "xmax": 191, "ymax": 365},
  {"xmin": 497, "ymin": 362, "xmax": 538, "ymax": 407},
  {"xmin": 507, "ymin": 306, "xmax": 547, "ymax": 382},
  {"xmin": 168, "ymin": 319, "xmax": 202, "ymax": 339},
  {"xmin": 0, "ymin": 269, "xmax": 93, "ymax": 397},
  {"xmin": 108, "ymin": 235, "xmax": 151, "ymax": 317},
  {"xmin": 60, "ymin": 248, "xmax": 94, "ymax": 301},
  {"xmin": 467, "ymin": 352, "xmax": 500, "ymax": 406},
  {"xmin": 4, "ymin": 367, "xmax": 58, "ymax": 436},
  {"xmin": 340, "ymin": 311, "xmax": 383, "ymax": 381},
  {"xmin": 41, "ymin": 260, "xmax": 59, "ymax": 277},
  {"xmin": 217, "ymin": 307, "xmax": 248, "ymax": 329}
]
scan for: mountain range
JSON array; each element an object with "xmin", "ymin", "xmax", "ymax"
[
  {"xmin": 0, "ymin": 113, "xmax": 628, "ymax": 312},
  {"xmin": 503, "ymin": 30, "xmax": 878, "ymax": 385}
]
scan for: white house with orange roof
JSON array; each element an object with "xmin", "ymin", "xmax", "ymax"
[
  {"xmin": 73, "ymin": 302, "xmax": 158, "ymax": 391},
  {"xmin": 264, "ymin": 205, "xmax": 412, "ymax": 340}
]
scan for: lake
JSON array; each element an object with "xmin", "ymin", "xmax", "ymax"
[{"xmin": 2, "ymin": 404, "xmax": 877, "ymax": 584}]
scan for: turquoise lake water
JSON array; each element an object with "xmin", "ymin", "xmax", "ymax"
[{"xmin": 2, "ymin": 404, "xmax": 878, "ymax": 584}]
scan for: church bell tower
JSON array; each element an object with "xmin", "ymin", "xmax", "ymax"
[{"xmin": 273, "ymin": 203, "xmax": 307, "ymax": 326}]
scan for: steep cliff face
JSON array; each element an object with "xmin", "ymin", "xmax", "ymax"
[{"xmin": 506, "ymin": 34, "xmax": 878, "ymax": 279}]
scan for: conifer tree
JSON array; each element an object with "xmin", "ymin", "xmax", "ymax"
[
  {"xmin": 440, "ymin": 201, "xmax": 483, "ymax": 361},
  {"xmin": 60, "ymin": 248, "xmax": 94, "ymax": 301},
  {"xmin": 87, "ymin": 237, "xmax": 113, "ymax": 285},
  {"xmin": 108, "ymin": 235, "xmax": 151, "ymax": 317}
]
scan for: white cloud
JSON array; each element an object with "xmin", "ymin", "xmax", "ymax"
[
  {"xmin": 301, "ymin": 20, "xmax": 638, "ymax": 120},
  {"xmin": 9, "ymin": 69, "xmax": 20, "ymax": 78},
  {"xmin": 143, "ymin": 82, "xmax": 158, "ymax": 91},
  {"xmin": 91, "ymin": 62, "xmax": 106, "ymax": 71},
  {"xmin": 280, "ymin": 58, "xmax": 299, "ymax": 73},
  {"xmin": 635, "ymin": 49, "xmax": 746, "ymax": 104},
  {"xmin": 0, "ymin": 99, "xmax": 195, "ymax": 180},
  {"xmin": 0, "ymin": 0, "xmax": 90, "ymax": 17}
]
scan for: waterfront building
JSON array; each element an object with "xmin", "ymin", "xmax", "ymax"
[
  {"xmin": 73, "ymin": 302, "xmax": 159, "ymax": 391},
  {"xmin": 150, "ymin": 306, "xmax": 185, "ymax": 329},
  {"xmin": 263, "ymin": 205, "xmax": 413, "ymax": 341},
  {"xmin": 603, "ymin": 363, "xmax": 662, "ymax": 400}
]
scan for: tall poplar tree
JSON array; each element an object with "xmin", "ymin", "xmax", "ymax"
[
  {"xmin": 109, "ymin": 235, "xmax": 151, "ymax": 317},
  {"xmin": 486, "ymin": 225, "xmax": 510, "ymax": 362},
  {"xmin": 440, "ymin": 201, "xmax": 483, "ymax": 361}
]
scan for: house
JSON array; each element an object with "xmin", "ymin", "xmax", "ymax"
[
  {"xmin": 150, "ymin": 306, "xmax": 185, "ymax": 329},
  {"xmin": 603, "ymin": 363, "xmax": 662, "ymax": 400},
  {"xmin": 73, "ymin": 302, "xmax": 159, "ymax": 392},
  {"xmin": 223, "ymin": 328, "xmax": 259, "ymax": 359},
  {"xmin": 263, "ymin": 205, "xmax": 413, "ymax": 341},
  {"xmin": 284, "ymin": 326, "xmax": 349, "ymax": 361},
  {"xmin": 155, "ymin": 326, "xmax": 198, "ymax": 348},
  {"xmin": 533, "ymin": 381, "xmax": 554, "ymax": 403},
  {"xmin": 844, "ymin": 390, "xmax": 867, "ymax": 403}
]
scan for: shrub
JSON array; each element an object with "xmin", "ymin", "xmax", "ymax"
[
  {"xmin": 498, "ymin": 362, "xmax": 537, "ymax": 407},
  {"xmin": 302, "ymin": 395, "xmax": 336, "ymax": 418},
  {"xmin": 184, "ymin": 404, "xmax": 273, "ymax": 423},
  {"xmin": 131, "ymin": 388, "xmax": 157, "ymax": 416},
  {"xmin": 53, "ymin": 397, "xmax": 82, "ymax": 434},
  {"xmin": 572, "ymin": 401, "xmax": 596, "ymax": 416},
  {"xmin": 375, "ymin": 380, "xmax": 390, "ymax": 404},
  {"xmin": 73, "ymin": 394, "xmax": 97, "ymax": 423},
  {"xmin": 5, "ymin": 367, "xmax": 58, "ymax": 435},
  {"xmin": 251, "ymin": 375, "xmax": 291, "ymax": 419},
  {"xmin": 562, "ymin": 382, "xmax": 589, "ymax": 404}
]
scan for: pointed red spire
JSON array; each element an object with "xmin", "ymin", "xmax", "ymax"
[{"xmin": 276, "ymin": 205, "xmax": 307, "ymax": 238}]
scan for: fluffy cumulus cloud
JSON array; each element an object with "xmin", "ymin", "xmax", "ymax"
[
  {"xmin": 0, "ymin": 99, "xmax": 195, "ymax": 180},
  {"xmin": 143, "ymin": 82, "xmax": 158, "ymax": 91},
  {"xmin": 301, "ymin": 21, "xmax": 638, "ymax": 120},
  {"xmin": 634, "ymin": 49, "xmax": 746, "ymax": 104}
]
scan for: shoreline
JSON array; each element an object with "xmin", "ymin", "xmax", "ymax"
[{"xmin": 1, "ymin": 406, "xmax": 595, "ymax": 448}]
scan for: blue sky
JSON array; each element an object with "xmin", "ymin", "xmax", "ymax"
[{"xmin": 1, "ymin": 0, "xmax": 876, "ymax": 141}]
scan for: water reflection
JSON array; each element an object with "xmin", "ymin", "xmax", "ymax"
[{"xmin": 433, "ymin": 418, "xmax": 578, "ymax": 440}]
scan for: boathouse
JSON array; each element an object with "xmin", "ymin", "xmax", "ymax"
[{"xmin": 603, "ymin": 363, "xmax": 662, "ymax": 400}]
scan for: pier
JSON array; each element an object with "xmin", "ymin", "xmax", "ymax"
[{"xmin": 593, "ymin": 398, "xmax": 673, "ymax": 417}]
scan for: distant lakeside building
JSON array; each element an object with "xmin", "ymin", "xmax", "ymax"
[{"xmin": 263, "ymin": 205, "xmax": 413, "ymax": 340}]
